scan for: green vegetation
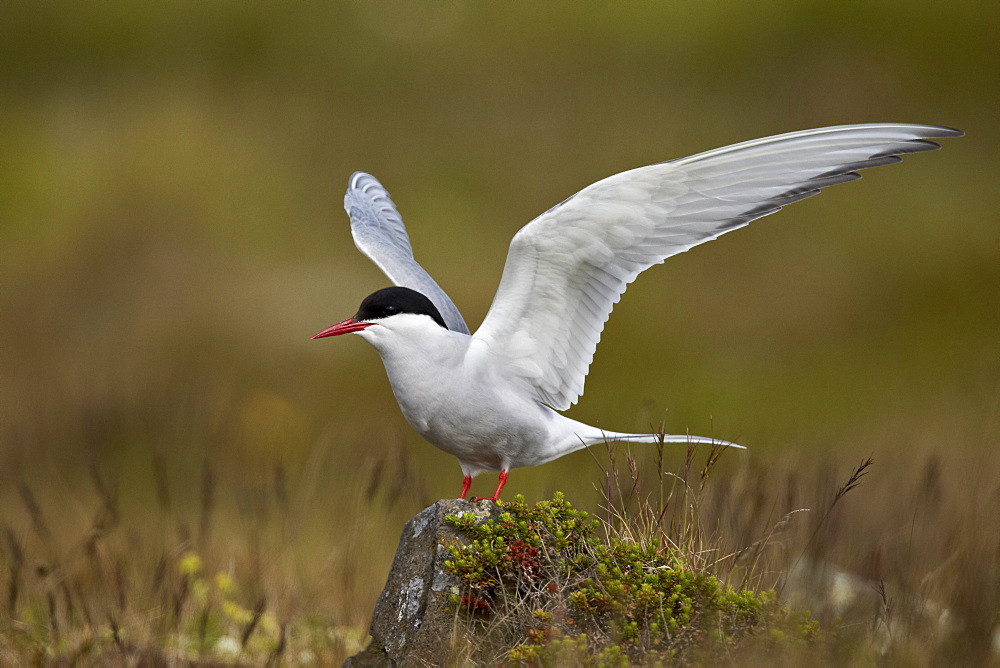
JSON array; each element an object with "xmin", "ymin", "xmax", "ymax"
[
  {"xmin": 443, "ymin": 493, "xmax": 802, "ymax": 664},
  {"xmin": 435, "ymin": 441, "xmax": 856, "ymax": 665}
]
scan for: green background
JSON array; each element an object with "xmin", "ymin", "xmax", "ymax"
[{"xmin": 1, "ymin": 1, "xmax": 996, "ymax": 653}]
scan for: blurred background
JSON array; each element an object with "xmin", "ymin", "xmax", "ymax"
[{"xmin": 1, "ymin": 0, "xmax": 997, "ymax": 661}]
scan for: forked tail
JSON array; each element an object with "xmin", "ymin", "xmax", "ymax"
[
  {"xmin": 536, "ymin": 415, "xmax": 745, "ymax": 467},
  {"xmin": 588, "ymin": 430, "xmax": 744, "ymax": 450}
]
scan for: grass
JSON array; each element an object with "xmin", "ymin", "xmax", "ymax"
[
  {"xmin": 440, "ymin": 440, "xmax": 1000, "ymax": 665},
  {"xmin": 438, "ymin": 443, "xmax": 865, "ymax": 664},
  {"xmin": 3, "ymin": 436, "xmax": 997, "ymax": 665},
  {"xmin": 2, "ymin": 461, "xmax": 358, "ymax": 665},
  {"xmin": 443, "ymin": 490, "xmax": 789, "ymax": 664}
]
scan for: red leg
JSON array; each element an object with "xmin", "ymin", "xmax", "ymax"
[
  {"xmin": 472, "ymin": 470, "xmax": 509, "ymax": 503},
  {"xmin": 458, "ymin": 475, "xmax": 472, "ymax": 500}
]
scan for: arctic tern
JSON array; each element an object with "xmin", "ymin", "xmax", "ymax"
[{"xmin": 314, "ymin": 123, "xmax": 961, "ymax": 502}]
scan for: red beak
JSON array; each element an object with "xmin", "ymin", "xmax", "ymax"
[{"xmin": 312, "ymin": 318, "xmax": 375, "ymax": 339}]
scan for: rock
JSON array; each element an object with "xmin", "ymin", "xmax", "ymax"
[{"xmin": 344, "ymin": 499, "xmax": 505, "ymax": 667}]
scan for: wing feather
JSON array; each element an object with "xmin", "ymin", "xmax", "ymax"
[
  {"xmin": 345, "ymin": 172, "xmax": 470, "ymax": 334},
  {"xmin": 473, "ymin": 123, "xmax": 961, "ymax": 410}
]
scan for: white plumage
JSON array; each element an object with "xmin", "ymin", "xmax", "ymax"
[{"xmin": 316, "ymin": 123, "xmax": 961, "ymax": 501}]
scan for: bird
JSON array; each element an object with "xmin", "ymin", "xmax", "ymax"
[{"xmin": 313, "ymin": 123, "xmax": 961, "ymax": 502}]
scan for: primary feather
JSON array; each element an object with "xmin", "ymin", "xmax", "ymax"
[{"xmin": 472, "ymin": 123, "xmax": 963, "ymax": 410}]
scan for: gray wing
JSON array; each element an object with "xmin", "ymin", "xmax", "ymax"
[
  {"xmin": 474, "ymin": 123, "xmax": 962, "ymax": 410},
  {"xmin": 344, "ymin": 172, "xmax": 470, "ymax": 334}
]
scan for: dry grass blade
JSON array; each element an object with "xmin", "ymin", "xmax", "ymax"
[
  {"xmin": 273, "ymin": 463, "xmax": 288, "ymax": 511},
  {"xmin": 733, "ymin": 506, "xmax": 812, "ymax": 591},
  {"xmin": 17, "ymin": 483, "xmax": 51, "ymax": 544},
  {"xmin": 152, "ymin": 452, "xmax": 172, "ymax": 514},
  {"xmin": 265, "ymin": 623, "xmax": 287, "ymax": 667},
  {"xmin": 74, "ymin": 583, "xmax": 94, "ymax": 630},
  {"xmin": 241, "ymin": 596, "xmax": 267, "ymax": 648},
  {"xmin": 780, "ymin": 456, "xmax": 875, "ymax": 596},
  {"xmin": 59, "ymin": 580, "xmax": 75, "ymax": 627},
  {"xmin": 198, "ymin": 461, "xmax": 215, "ymax": 548},
  {"xmin": 87, "ymin": 461, "xmax": 119, "ymax": 532},
  {"xmin": 108, "ymin": 614, "xmax": 122, "ymax": 648},
  {"xmin": 593, "ymin": 435, "xmax": 738, "ymax": 576},
  {"xmin": 114, "ymin": 559, "xmax": 127, "ymax": 612},
  {"xmin": 172, "ymin": 575, "xmax": 189, "ymax": 629},
  {"xmin": 4, "ymin": 527, "xmax": 25, "ymax": 617},
  {"xmin": 47, "ymin": 591, "xmax": 58, "ymax": 644},
  {"xmin": 833, "ymin": 456, "xmax": 874, "ymax": 506}
]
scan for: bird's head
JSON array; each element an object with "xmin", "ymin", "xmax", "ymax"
[{"xmin": 312, "ymin": 286, "xmax": 449, "ymax": 345}]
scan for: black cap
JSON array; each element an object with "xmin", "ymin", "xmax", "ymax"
[{"xmin": 355, "ymin": 287, "xmax": 448, "ymax": 330}]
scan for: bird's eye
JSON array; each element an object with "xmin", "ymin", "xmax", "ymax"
[{"xmin": 384, "ymin": 305, "xmax": 399, "ymax": 316}]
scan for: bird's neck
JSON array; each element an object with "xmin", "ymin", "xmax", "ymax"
[{"xmin": 364, "ymin": 328, "xmax": 469, "ymax": 377}]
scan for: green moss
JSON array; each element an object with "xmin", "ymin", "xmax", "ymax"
[{"xmin": 444, "ymin": 494, "xmax": 823, "ymax": 664}]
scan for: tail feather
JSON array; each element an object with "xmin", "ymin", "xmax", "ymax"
[
  {"xmin": 533, "ymin": 414, "xmax": 745, "ymax": 468},
  {"xmin": 592, "ymin": 431, "xmax": 745, "ymax": 450}
]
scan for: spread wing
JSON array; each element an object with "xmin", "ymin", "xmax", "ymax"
[
  {"xmin": 473, "ymin": 123, "xmax": 962, "ymax": 410},
  {"xmin": 344, "ymin": 172, "xmax": 470, "ymax": 334}
]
